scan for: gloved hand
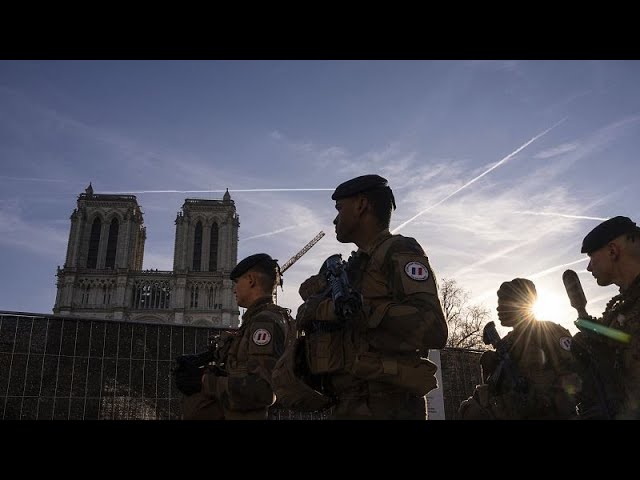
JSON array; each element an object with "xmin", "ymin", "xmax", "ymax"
[
  {"xmin": 295, "ymin": 294, "xmax": 337, "ymax": 331},
  {"xmin": 174, "ymin": 362, "xmax": 204, "ymax": 396},
  {"xmin": 299, "ymin": 273, "xmax": 328, "ymax": 301}
]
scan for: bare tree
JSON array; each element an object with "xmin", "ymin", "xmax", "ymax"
[{"xmin": 439, "ymin": 278, "xmax": 491, "ymax": 350}]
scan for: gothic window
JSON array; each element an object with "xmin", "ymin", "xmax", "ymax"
[
  {"xmin": 207, "ymin": 284, "xmax": 214, "ymax": 308},
  {"xmin": 131, "ymin": 283, "xmax": 139, "ymax": 307},
  {"xmin": 105, "ymin": 218, "xmax": 119, "ymax": 269},
  {"xmin": 80, "ymin": 283, "xmax": 88, "ymax": 305},
  {"xmin": 209, "ymin": 222, "xmax": 218, "ymax": 271},
  {"xmin": 131, "ymin": 281, "xmax": 171, "ymax": 310},
  {"xmin": 151, "ymin": 282, "xmax": 157, "ymax": 308},
  {"xmin": 192, "ymin": 221, "xmax": 203, "ymax": 271},
  {"xmin": 87, "ymin": 217, "xmax": 101, "ymax": 268},
  {"xmin": 83, "ymin": 283, "xmax": 91, "ymax": 305},
  {"xmin": 190, "ymin": 284, "xmax": 199, "ymax": 308},
  {"xmin": 141, "ymin": 284, "xmax": 151, "ymax": 308}
]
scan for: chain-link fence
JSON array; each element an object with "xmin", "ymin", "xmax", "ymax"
[{"xmin": 0, "ymin": 311, "xmax": 481, "ymax": 420}]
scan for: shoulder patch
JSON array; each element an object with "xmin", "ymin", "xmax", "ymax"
[
  {"xmin": 252, "ymin": 328, "xmax": 272, "ymax": 346},
  {"xmin": 559, "ymin": 336, "xmax": 572, "ymax": 351},
  {"xmin": 404, "ymin": 261, "xmax": 429, "ymax": 281}
]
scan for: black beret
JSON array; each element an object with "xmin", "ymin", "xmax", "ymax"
[
  {"xmin": 230, "ymin": 253, "xmax": 278, "ymax": 281},
  {"xmin": 581, "ymin": 216, "xmax": 640, "ymax": 254},
  {"xmin": 497, "ymin": 278, "xmax": 537, "ymax": 303},
  {"xmin": 331, "ymin": 174, "xmax": 390, "ymax": 201}
]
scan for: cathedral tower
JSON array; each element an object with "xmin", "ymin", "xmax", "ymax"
[{"xmin": 53, "ymin": 185, "xmax": 240, "ymax": 327}]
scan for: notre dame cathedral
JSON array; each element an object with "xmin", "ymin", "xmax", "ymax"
[{"xmin": 53, "ymin": 184, "xmax": 241, "ymax": 328}]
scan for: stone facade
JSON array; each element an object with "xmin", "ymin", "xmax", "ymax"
[{"xmin": 53, "ymin": 185, "xmax": 240, "ymax": 328}]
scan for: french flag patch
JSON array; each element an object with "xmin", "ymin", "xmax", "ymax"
[
  {"xmin": 252, "ymin": 328, "xmax": 272, "ymax": 346},
  {"xmin": 404, "ymin": 261, "xmax": 429, "ymax": 281}
]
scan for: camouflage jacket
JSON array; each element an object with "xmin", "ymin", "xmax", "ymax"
[{"xmin": 200, "ymin": 296, "xmax": 289, "ymax": 419}]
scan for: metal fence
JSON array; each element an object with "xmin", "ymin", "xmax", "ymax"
[
  {"xmin": 440, "ymin": 348, "xmax": 484, "ymax": 420},
  {"xmin": 0, "ymin": 311, "xmax": 481, "ymax": 420}
]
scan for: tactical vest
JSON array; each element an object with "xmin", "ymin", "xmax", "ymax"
[
  {"xmin": 304, "ymin": 233, "xmax": 439, "ymax": 397},
  {"xmin": 271, "ymin": 308, "xmax": 335, "ymax": 412},
  {"xmin": 488, "ymin": 321, "xmax": 577, "ymax": 419}
]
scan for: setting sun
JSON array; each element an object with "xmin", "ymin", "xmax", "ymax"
[{"xmin": 532, "ymin": 291, "xmax": 568, "ymax": 321}]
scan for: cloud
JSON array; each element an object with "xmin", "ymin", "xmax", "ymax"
[
  {"xmin": 534, "ymin": 143, "xmax": 578, "ymax": 159},
  {"xmin": 0, "ymin": 201, "xmax": 68, "ymax": 258},
  {"xmin": 392, "ymin": 118, "xmax": 567, "ymax": 233},
  {"xmin": 269, "ymin": 130, "xmax": 283, "ymax": 140}
]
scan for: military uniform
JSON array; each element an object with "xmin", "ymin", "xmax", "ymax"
[
  {"xmin": 460, "ymin": 278, "xmax": 579, "ymax": 420},
  {"xmin": 461, "ymin": 320, "xmax": 578, "ymax": 420},
  {"xmin": 179, "ymin": 253, "xmax": 289, "ymax": 420},
  {"xmin": 302, "ymin": 230, "xmax": 447, "ymax": 419},
  {"xmin": 573, "ymin": 274, "xmax": 640, "ymax": 419},
  {"xmin": 602, "ymin": 274, "xmax": 640, "ymax": 419},
  {"xmin": 500, "ymin": 321, "xmax": 576, "ymax": 419},
  {"xmin": 182, "ymin": 295, "xmax": 289, "ymax": 420},
  {"xmin": 272, "ymin": 174, "xmax": 447, "ymax": 419},
  {"xmin": 571, "ymin": 216, "xmax": 640, "ymax": 419}
]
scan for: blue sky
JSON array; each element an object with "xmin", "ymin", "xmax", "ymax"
[{"xmin": 1, "ymin": 60, "xmax": 638, "ymax": 334}]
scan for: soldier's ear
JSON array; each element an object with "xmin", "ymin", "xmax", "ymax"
[
  {"xmin": 355, "ymin": 194, "xmax": 369, "ymax": 216},
  {"xmin": 608, "ymin": 241, "xmax": 621, "ymax": 260}
]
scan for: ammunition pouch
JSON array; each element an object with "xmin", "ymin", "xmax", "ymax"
[
  {"xmin": 350, "ymin": 352, "xmax": 438, "ymax": 397},
  {"xmin": 305, "ymin": 330, "xmax": 349, "ymax": 374},
  {"xmin": 272, "ymin": 335, "xmax": 335, "ymax": 412}
]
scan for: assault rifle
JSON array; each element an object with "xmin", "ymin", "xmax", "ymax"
[
  {"xmin": 175, "ymin": 347, "xmax": 217, "ymax": 370},
  {"xmin": 174, "ymin": 332, "xmax": 229, "ymax": 376},
  {"xmin": 307, "ymin": 254, "xmax": 363, "ymax": 333},
  {"xmin": 324, "ymin": 253, "xmax": 362, "ymax": 321},
  {"xmin": 482, "ymin": 321, "xmax": 529, "ymax": 400}
]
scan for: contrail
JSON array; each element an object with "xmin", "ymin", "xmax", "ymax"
[
  {"xmin": 241, "ymin": 226, "xmax": 297, "ymax": 242},
  {"xmin": 515, "ymin": 211, "xmax": 609, "ymax": 222},
  {"xmin": 468, "ymin": 257, "xmax": 589, "ymax": 305},
  {"xmin": 454, "ymin": 239, "xmax": 536, "ymax": 278},
  {"xmin": 0, "ymin": 175, "xmax": 66, "ymax": 183},
  {"xmin": 526, "ymin": 258, "xmax": 588, "ymax": 280},
  {"xmin": 589, "ymin": 292, "xmax": 616, "ymax": 307},
  {"xmin": 103, "ymin": 188, "xmax": 334, "ymax": 194},
  {"xmin": 392, "ymin": 118, "xmax": 568, "ymax": 233}
]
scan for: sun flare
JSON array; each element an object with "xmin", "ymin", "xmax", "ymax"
[{"xmin": 532, "ymin": 291, "xmax": 568, "ymax": 321}]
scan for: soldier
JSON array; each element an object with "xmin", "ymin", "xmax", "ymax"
[
  {"xmin": 459, "ymin": 278, "xmax": 580, "ymax": 420},
  {"xmin": 174, "ymin": 253, "xmax": 290, "ymax": 420},
  {"xmin": 572, "ymin": 216, "xmax": 640, "ymax": 419},
  {"xmin": 288, "ymin": 174, "xmax": 448, "ymax": 419}
]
